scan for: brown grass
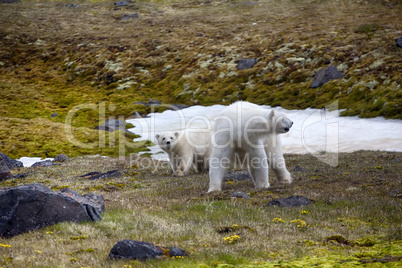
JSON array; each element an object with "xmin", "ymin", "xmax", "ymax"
[{"xmin": 1, "ymin": 151, "xmax": 401, "ymax": 267}]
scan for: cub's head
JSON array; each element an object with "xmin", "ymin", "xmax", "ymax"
[
  {"xmin": 155, "ymin": 132, "xmax": 180, "ymax": 151},
  {"xmin": 268, "ymin": 110, "xmax": 293, "ymax": 134}
]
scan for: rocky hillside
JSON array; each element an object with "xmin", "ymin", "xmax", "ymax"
[{"xmin": 0, "ymin": 0, "xmax": 401, "ymax": 158}]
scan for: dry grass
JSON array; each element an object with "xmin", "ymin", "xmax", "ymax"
[{"xmin": 1, "ymin": 151, "xmax": 401, "ymax": 267}]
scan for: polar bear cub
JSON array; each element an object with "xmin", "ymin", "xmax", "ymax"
[
  {"xmin": 156, "ymin": 129, "xmax": 212, "ymax": 176},
  {"xmin": 208, "ymin": 101, "xmax": 293, "ymax": 192}
]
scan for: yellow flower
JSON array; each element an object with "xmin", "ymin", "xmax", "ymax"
[
  {"xmin": 0, "ymin": 244, "xmax": 11, "ymax": 248},
  {"xmin": 224, "ymin": 235, "xmax": 240, "ymax": 244},
  {"xmin": 35, "ymin": 250, "xmax": 42, "ymax": 254},
  {"xmin": 272, "ymin": 218, "xmax": 285, "ymax": 223},
  {"xmin": 300, "ymin": 210, "xmax": 309, "ymax": 215},
  {"xmin": 290, "ymin": 219, "xmax": 307, "ymax": 228}
]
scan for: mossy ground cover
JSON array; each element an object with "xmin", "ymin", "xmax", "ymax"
[
  {"xmin": 0, "ymin": 0, "xmax": 401, "ymax": 158},
  {"xmin": 1, "ymin": 151, "xmax": 401, "ymax": 267}
]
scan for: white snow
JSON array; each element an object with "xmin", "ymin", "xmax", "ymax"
[
  {"xmin": 17, "ymin": 104, "xmax": 402, "ymax": 167},
  {"xmin": 126, "ymin": 104, "xmax": 402, "ymax": 163},
  {"xmin": 17, "ymin": 157, "xmax": 53, "ymax": 168}
]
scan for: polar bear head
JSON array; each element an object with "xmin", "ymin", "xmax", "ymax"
[
  {"xmin": 269, "ymin": 110, "xmax": 293, "ymax": 134},
  {"xmin": 155, "ymin": 132, "xmax": 180, "ymax": 152}
]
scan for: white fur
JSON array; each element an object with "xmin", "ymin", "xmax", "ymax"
[
  {"xmin": 208, "ymin": 101, "xmax": 293, "ymax": 192},
  {"xmin": 156, "ymin": 129, "xmax": 212, "ymax": 176}
]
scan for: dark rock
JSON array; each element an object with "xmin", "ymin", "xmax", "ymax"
[
  {"xmin": 129, "ymin": 111, "xmax": 143, "ymax": 118},
  {"xmin": 169, "ymin": 247, "xmax": 187, "ymax": 257},
  {"xmin": 54, "ymin": 154, "xmax": 70, "ymax": 162},
  {"xmin": 31, "ymin": 160, "xmax": 61, "ymax": 167},
  {"xmin": 0, "ymin": 0, "xmax": 20, "ymax": 3},
  {"xmin": 0, "ymin": 152, "xmax": 23, "ymax": 169},
  {"xmin": 224, "ymin": 171, "xmax": 252, "ymax": 181},
  {"xmin": 79, "ymin": 170, "xmax": 123, "ymax": 180},
  {"xmin": 293, "ymin": 165, "xmax": 304, "ymax": 172},
  {"xmin": 96, "ymin": 118, "xmax": 126, "ymax": 132},
  {"xmin": 114, "ymin": 0, "xmax": 131, "ymax": 7},
  {"xmin": 51, "ymin": 112, "xmax": 58, "ymax": 117},
  {"xmin": 0, "ymin": 155, "xmax": 12, "ymax": 181},
  {"xmin": 66, "ymin": 4, "xmax": 80, "ymax": 8},
  {"xmin": 109, "ymin": 240, "xmax": 163, "ymax": 260},
  {"xmin": 396, "ymin": 37, "xmax": 402, "ymax": 48},
  {"xmin": 13, "ymin": 173, "xmax": 28, "ymax": 179},
  {"xmin": 236, "ymin": 58, "xmax": 257, "ymax": 70},
  {"xmin": 120, "ymin": 13, "xmax": 139, "ymax": 21},
  {"xmin": 390, "ymin": 189, "xmax": 401, "ymax": 198},
  {"xmin": 133, "ymin": 101, "xmax": 147, "ymax": 106},
  {"xmin": 231, "ymin": 191, "xmax": 250, "ymax": 199},
  {"xmin": 84, "ymin": 192, "xmax": 106, "ymax": 213},
  {"xmin": 310, "ymin": 65, "xmax": 343, "ymax": 88},
  {"xmin": 0, "ymin": 183, "xmax": 105, "ymax": 238},
  {"xmin": 266, "ymin": 196, "xmax": 313, "ymax": 207},
  {"xmin": 148, "ymin": 98, "xmax": 162, "ymax": 106},
  {"xmin": 168, "ymin": 104, "xmax": 190, "ymax": 110}
]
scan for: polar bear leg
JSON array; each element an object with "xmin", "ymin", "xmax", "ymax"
[
  {"xmin": 175, "ymin": 151, "xmax": 194, "ymax": 176},
  {"xmin": 265, "ymin": 135, "xmax": 293, "ymax": 184},
  {"xmin": 208, "ymin": 147, "xmax": 232, "ymax": 192},
  {"xmin": 247, "ymin": 148, "xmax": 270, "ymax": 189}
]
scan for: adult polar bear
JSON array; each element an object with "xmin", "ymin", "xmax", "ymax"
[
  {"xmin": 156, "ymin": 129, "xmax": 212, "ymax": 176},
  {"xmin": 208, "ymin": 101, "xmax": 293, "ymax": 192}
]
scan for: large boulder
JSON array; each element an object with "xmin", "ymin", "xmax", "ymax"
[
  {"xmin": 0, "ymin": 152, "xmax": 23, "ymax": 169},
  {"xmin": 310, "ymin": 65, "xmax": 343, "ymax": 88},
  {"xmin": 0, "ymin": 183, "xmax": 105, "ymax": 238},
  {"xmin": 0, "ymin": 155, "xmax": 12, "ymax": 181}
]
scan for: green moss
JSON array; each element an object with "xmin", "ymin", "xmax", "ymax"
[{"xmin": 0, "ymin": 117, "xmax": 150, "ymax": 159}]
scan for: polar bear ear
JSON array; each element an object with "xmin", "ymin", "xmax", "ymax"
[
  {"xmin": 267, "ymin": 110, "xmax": 275, "ymax": 120},
  {"xmin": 174, "ymin": 132, "xmax": 180, "ymax": 137},
  {"xmin": 155, "ymin": 134, "xmax": 160, "ymax": 139}
]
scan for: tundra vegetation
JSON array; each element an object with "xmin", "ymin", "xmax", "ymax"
[
  {"xmin": 0, "ymin": 0, "xmax": 401, "ymax": 266},
  {"xmin": 0, "ymin": 0, "xmax": 401, "ymax": 158},
  {"xmin": 1, "ymin": 152, "xmax": 401, "ymax": 267}
]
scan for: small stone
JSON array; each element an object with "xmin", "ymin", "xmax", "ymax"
[
  {"xmin": 396, "ymin": 37, "xmax": 402, "ymax": 48},
  {"xmin": 80, "ymin": 170, "xmax": 122, "ymax": 180},
  {"xmin": 114, "ymin": 0, "xmax": 131, "ymax": 7},
  {"xmin": 169, "ymin": 247, "xmax": 187, "ymax": 257},
  {"xmin": 310, "ymin": 65, "xmax": 343, "ymax": 88},
  {"xmin": 120, "ymin": 13, "xmax": 139, "ymax": 21},
  {"xmin": 108, "ymin": 240, "xmax": 163, "ymax": 260},
  {"xmin": 236, "ymin": 58, "xmax": 257, "ymax": 70},
  {"xmin": 168, "ymin": 104, "xmax": 190, "ymax": 110},
  {"xmin": 0, "ymin": 0, "xmax": 20, "ymax": 3},
  {"xmin": 266, "ymin": 196, "xmax": 313, "ymax": 207},
  {"xmin": 390, "ymin": 190, "xmax": 401, "ymax": 198},
  {"xmin": 54, "ymin": 154, "xmax": 69, "ymax": 162},
  {"xmin": 231, "ymin": 191, "xmax": 250, "ymax": 199},
  {"xmin": 50, "ymin": 112, "xmax": 58, "ymax": 117},
  {"xmin": 32, "ymin": 160, "xmax": 60, "ymax": 167},
  {"xmin": 148, "ymin": 98, "xmax": 161, "ymax": 106},
  {"xmin": 293, "ymin": 165, "xmax": 304, "ymax": 172}
]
